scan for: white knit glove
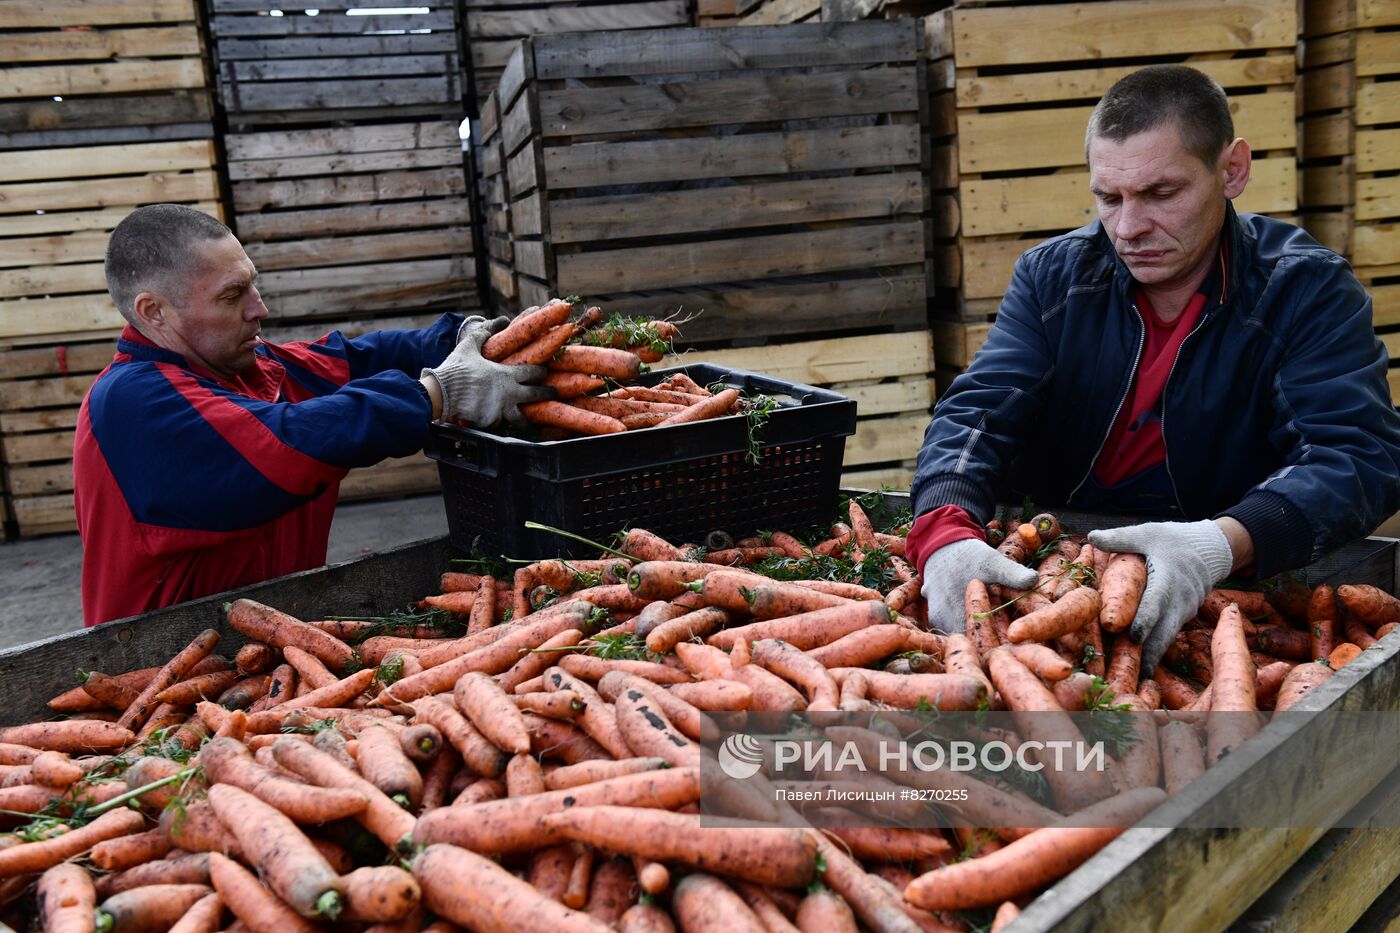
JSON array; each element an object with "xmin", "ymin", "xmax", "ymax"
[
  {"xmin": 1088, "ymin": 520, "xmax": 1235, "ymax": 673},
  {"xmin": 424, "ymin": 316, "xmax": 552, "ymax": 427},
  {"xmin": 920, "ymin": 538, "xmax": 1039, "ymax": 634}
]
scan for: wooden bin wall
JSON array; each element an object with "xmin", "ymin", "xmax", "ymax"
[
  {"xmin": 925, "ymin": 0, "xmax": 1299, "ymax": 390},
  {"xmin": 476, "ymin": 89, "xmax": 519, "ymax": 312},
  {"xmin": 497, "ymin": 21, "xmax": 930, "ymax": 346},
  {"xmin": 1298, "ymin": 0, "xmax": 1400, "ymax": 405},
  {"xmin": 207, "ymin": 0, "xmax": 465, "ymax": 127},
  {"xmin": 465, "ymin": 0, "xmax": 691, "ymax": 108}
]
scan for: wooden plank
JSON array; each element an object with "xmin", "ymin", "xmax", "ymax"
[
  {"xmin": 0, "ymin": 92, "xmax": 211, "ymax": 136},
  {"xmin": 496, "ymin": 41, "xmax": 531, "ymax": 117},
  {"xmin": 0, "ymin": 263, "xmax": 106, "ymax": 299},
  {"xmin": 1302, "ymin": 29, "xmax": 1356, "ymax": 70},
  {"xmin": 1357, "ymin": 174, "xmax": 1400, "ymax": 222},
  {"xmin": 340, "ymin": 457, "xmax": 439, "ymax": 500},
  {"xmin": 660, "ymin": 331, "xmax": 932, "ymax": 385},
  {"xmin": 0, "ymin": 140, "xmax": 212, "ymax": 183},
  {"xmin": 489, "ymin": 260, "xmax": 517, "ymax": 302},
  {"xmin": 226, "ymin": 147, "xmax": 462, "ymax": 181},
  {"xmin": 841, "ymin": 463, "xmax": 915, "ymax": 492},
  {"xmin": 211, "ymin": 10, "xmax": 454, "ymax": 36},
  {"xmin": 241, "ymin": 227, "xmax": 473, "ymax": 271},
  {"xmin": 548, "ymin": 172, "xmax": 923, "ymax": 243},
  {"xmin": 737, "ymin": 0, "xmax": 820, "ymax": 26},
  {"xmin": 256, "ymin": 257, "xmax": 473, "ymax": 295},
  {"xmin": 960, "ymin": 156, "xmax": 1296, "ymax": 237},
  {"xmin": 844, "ymin": 411, "xmax": 927, "ymax": 467},
  {"xmin": 507, "ymin": 142, "xmax": 541, "ymax": 199},
  {"xmin": 962, "ymin": 237, "xmax": 1042, "ymax": 300},
  {"xmin": 512, "ymin": 192, "xmax": 542, "ymax": 237},
  {"xmin": 932, "ymin": 320, "xmax": 993, "ymax": 369},
  {"xmin": 1304, "ymin": 162, "xmax": 1355, "ymax": 210},
  {"xmin": 0, "ymin": 232, "xmax": 119, "ymax": 269},
  {"xmin": 0, "ymin": 407, "xmax": 81, "ymax": 434},
  {"xmin": 1303, "ymin": 112, "xmax": 1353, "ymax": 161},
  {"xmin": 232, "ymin": 167, "xmax": 465, "ymax": 213},
  {"xmin": 220, "ymin": 55, "xmax": 456, "ymax": 82},
  {"xmin": 220, "ymin": 75, "xmax": 459, "ymax": 112},
  {"xmin": 478, "ymin": 91, "xmax": 500, "ymax": 142},
  {"xmin": 1359, "ymin": 29, "xmax": 1400, "ymax": 77},
  {"xmin": 597, "ymin": 274, "xmax": 927, "ymax": 344},
  {"xmin": 957, "ymin": 91, "xmax": 1296, "ymax": 175},
  {"xmin": 828, "ymin": 378, "xmax": 932, "ymax": 417},
  {"xmin": 212, "ymin": 34, "xmax": 458, "ymax": 60},
  {"xmin": 0, "ymin": 0, "xmax": 194, "ymax": 28},
  {"xmin": 2, "ymin": 429, "xmax": 74, "ymax": 464},
  {"xmin": 948, "ymin": 0, "xmax": 1296, "ymax": 69},
  {"xmin": 1373, "ymin": 283, "xmax": 1400, "ymax": 329},
  {"xmin": 10, "ymin": 494, "xmax": 76, "ymax": 536},
  {"xmin": 0, "ymin": 200, "xmax": 218, "ymax": 237},
  {"xmin": 0, "ymin": 26, "xmax": 201, "ymax": 63},
  {"xmin": 0, "ymin": 59, "xmax": 204, "ymax": 99},
  {"xmin": 1306, "ymin": 0, "xmax": 1400, "ymax": 35},
  {"xmin": 513, "ymin": 240, "xmax": 549, "ymax": 279},
  {"xmin": 501, "ymin": 88, "xmax": 535, "ymax": 157},
  {"xmin": 466, "ymin": 1, "xmax": 688, "ymax": 37},
  {"xmin": 0, "ymin": 170, "xmax": 217, "ymax": 216},
  {"xmin": 226, "ymin": 121, "xmax": 459, "ymax": 161},
  {"xmin": 531, "ymin": 20, "xmax": 917, "ymax": 80},
  {"xmin": 0, "ymin": 374, "xmax": 93, "ymax": 411},
  {"xmin": 472, "ymin": 40, "xmax": 517, "ymax": 73},
  {"xmin": 544, "ymin": 125, "xmax": 920, "ymax": 188},
  {"xmin": 556, "ymin": 221, "xmax": 925, "ymax": 293},
  {"xmin": 536, "ymin": 70, "xmax": 918, "ymax": 138},
  {"xmin": 266, "ymin": 278, "xmax": 473, "ymax": 317},
  {"xmin": 1360, "ymin": 127, "xmax": 1400, "ymax": 173},
  {"xmin": 0, "ymin": 294, "xmax": 121, "ymax": 340},
  {"xmin": 1353, "ymin": 223, "xmax": 1400, "ymax": 267},
  {"xmin": 6, "ymin": 462, "xmax": 74, "ymax": 499},
  {"xmin": 1359, "ymin": 81, "xmax": 1400, "ymax": 126},
  {"xmin": 1304, "ymin": 60, "xmax": 1356, "ymax": 114},
  {"xmin": 478, "ymin": 140, "xmax": 503, "ymax": 179}
]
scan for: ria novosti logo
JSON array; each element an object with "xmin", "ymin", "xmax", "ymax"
[{"xmin": 718, "ymin": 733, "xmax": 764, "ymax": 779}]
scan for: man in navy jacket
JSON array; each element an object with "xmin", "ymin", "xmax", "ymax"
[
  {"xmin": 74, "ymin": 204, "xmax": 550, "ymax": 626},
  {"xmin": 910, "ymin": 65, "xmax": 1400, "ymax": 671}
]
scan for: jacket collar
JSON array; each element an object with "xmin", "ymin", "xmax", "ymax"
[{"xmin": 115, "ymin": 324, "xmax": 285, "ymax": 402}]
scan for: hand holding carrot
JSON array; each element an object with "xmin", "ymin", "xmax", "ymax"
[
  {"xmin": 424, "ymin": 316, "xmax": 554, "ymax": 427},
  {"xmin": 919, "ymin": 539, "xmax": 1038, "ymax": 634}
]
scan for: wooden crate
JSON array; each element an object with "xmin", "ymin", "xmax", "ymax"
[
  {"xmin": 465, "ymin": 0, "xmax": 691, "ymax": 107},
  {"xmin": 497, "ymin": 21, "xmax": 930, "ymax": 345},
  {"xmin": 476, "ymin": 89, "xmax": 518, "ymax": 313},
  {"xmin": 0, "ymin": 0, "xmax": 214, "ymax": 149},
  {"xmin": 207, "ymin": 0, "xmax": 465, "ymax": 128},
  {"xmin": 227, "ymin": 121, "xmax": 480, "ymax": 325},
  {"xmin": 661, "ymin": 331, "xmax": 936, "ymax": 490},
  {"xmin": 927, "ymin": 0, "xmax": 1300, "ymax": 321}
]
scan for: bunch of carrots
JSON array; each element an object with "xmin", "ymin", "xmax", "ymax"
[
  {"xmin": 0, "ymin": 503, "xmax": 1395, "ymax": 932},
  {"xmin": 474, "ymin": 298, "xmax": 749, "ymax": 439}
]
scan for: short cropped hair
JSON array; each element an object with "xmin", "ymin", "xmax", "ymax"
[
  {"xmin": 105, "ymin": 204, "xmax": 232, "ymax": 322},
  {"xmin": 1085, "ymin": 64, "xmax": 1234, "ymax": 168}
]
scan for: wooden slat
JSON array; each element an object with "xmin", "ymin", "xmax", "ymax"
[
  {"xmin": 225, "ymin": 121, "xmax": 459, "ymax": 161},
  {"xmin": 0, "ymin": 408, "xmax": 81, "ymax": 433},
  {"xmin": 957, "ymin": 91, "xmax": 1296, "ymax": 175},
  {"xmin": 1303, "ymin": 112, "xmax": 1353, "ymax": 161},
  {"xmin": 266, "ymin": 277, "xmax": 472, "ymax": 317},
  {"xmin": 544, "ymin": 125, "xmax": 921, "ymax": 188},
  {"xmin": 1304, "ymin": 60, "xmax": 1355, "ymax": 113},
  {"xmin": 0, "ymin": 26, "xmax": 201, "ymax": 63},
  {"xmin": 737, "ymin": 0, "xmax": 820, "ymax": 26},
  {"xmin": 0, "ymin": 59, "xmax": 205, "ymax": 99},
  {"xmin": 1359, "ymin": 128, "xmax": 1400, "ymax": 173},
  {"xmin": 828, "ymin": 377, "xmax": 932, "ymax": 417},
  {"xmin": 948, "ymin": 0, "xmax": 1296, "ymax": 69},
  {"xmin": 1358, "ymin": 29, "xmax": 1400, "ymax": 77},
  {"xmin": 660, "ymin": 331, "xmax": 932, "ymax": 385},
  {"xmin": 1357, "ymin": 174, "xmax": 1400, "ymax": 222},
  {"xmin": 0, "ymin": 263, "xmax": 106, "ymax": 299},
  {"xmin": 844, "ymin": 412, "xmax": 927, "ymax": 467},
  {"xmin": 212, "ymin": 34, "xmax": 458, "ymax": 60},
  {"xmin": 0, "ymin": 170, "xmax": 218, "ymax": 216},
  {"xmin": 6, "ymin": 462, "xmax": 74, "ymax": 499},
  {"xmin": 507, "ymin": 142, "xmax": 541, "ymax": 200},
  {"xmin": 0, "ymin": 0, "xmax": 195, "ymax": 28},
  {"xmin": 0, "ymin": 232, "xmax": 123, "ymax": 269},
  {"xmin": 531, "ymin": 20, "xmax": 917, "ymax": 80},
  {"xmin": 960, "ymin": 156, "xmax": 1296, "ymax": 237},
  {"xmin": 211, "ymin": 10, "xmax": 454, "ymax": 36},
  {"xmin": 466, "ymin": 1, "xmax": 688, "ymax": 38},
  {"xmin": 340, "ymin": 456, "xmax": 439, "ymax": 500},
  {"xmin": 1356, "ymin": 224, "xmax": 1400, "ymax": 269},
  {"xmin": 256, "ymin": 257, "xmax": 473, "ymax": 296},
  {"xmin": 511, "ymin": 193, "xmax": 542, "ymax": 237},
  {"xmin": 841, "ymin": 463, "xmax": 915, "ymax": 492},
  {"xmin": 0, "ymin": 294, "xmax": 121, "ymax": 340},
  {"xmin": 2, "ymin": 429, "xmax": 74, "ymax": 464},
  {"xmin": 231, "ymin": 167, "xmax": 465, "ymax": 212},
  {"xmin": 226, "ymin": 147, "xmax": 461, "ymax": 181},
  {"xmin": 1359, "ymin": 81, "xmax": 1400, "ymax": 126},
  {"xmin": 932, "ymin": 320, "xmax": 993, "ymax": 369},
  {"xmin": 501, "ymin": 87, "xmax": 534, "ymax": 157},
  {"xmin": 548, "ymin": 172, "xmax": 922, "ymax": 243},
  {"xmin": 0, "ymin": 374, "xmax": 93, "ymax": 411},
  {"xmin": 496, "ymin": 41, "xmax": 531, "ymax": 116},
  {"xmin": 219, "ymin": 75, "xmax": 459, "ymax": 112},
  {"xmin": 1304, "ymin": 163, "xmax": 1355, "ymax": 210},
  {"xmin": 962, "ymin": 238, "xmax": 1042, "ymax": 300},
  {"xmin": 10, "ymin": 494, "xmax": 75, "ymax": 536},
  {"xmin": 0, "ymin": 140, "xmax": 212, "ymax": 184},
  {"xmin": 513, "ymin": 240, "xmax": 548, "ymax": 279},
  {"xmin": 0, "ymin": 200, "xmax": 218, "ymax": 237},
  {"xmin": 220, "ymin": 55, "xmax": 456, "ymax": 82},
  {"xmin": 955, "ymin": 54, "xmax": 1295, "ymax": 109},
  {"xmin": 0, "ymin": 92, "xmax": 211, "ymax": 137},
  {"xmin": 241, "ymin": 227, "xmax": 472, "ymax": 271},
  {"xmin": 556, "ymin": 221, "xmax": 925, "ymax": 293},
  {"xmin": 536, "ymin": 70, "xmax": 918, "ymax": 137}
]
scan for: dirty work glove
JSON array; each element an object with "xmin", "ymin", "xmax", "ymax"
[
  {"xmin": 424, "ymin": 315, "xmax": 552, "ymax": 427},
  {"xmin": 920, "ymin": 538, "xmax": 1039, "ymax": 634},
  {"xmin": 1088, "ymin": 520, "xmax": 1235, "ymax": 674}
]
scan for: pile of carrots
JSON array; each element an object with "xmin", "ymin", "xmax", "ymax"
[
  {"xmin": 0, "ymin": 503, "xmax": 1395, "ymax": 932},
  {"xmin": 476, "ymin": 298, "xmax": 750, "ymax": 439}
]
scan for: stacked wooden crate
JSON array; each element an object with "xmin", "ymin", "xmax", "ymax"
[
  {"xmin": 926, "ymin": 0, "xmax": 1300, "ymax": 392},
  {"xmin": 207, "ymin": 1, "xmax": 484, "ymax": 507},
  {"xmin": 476, "ymin": 91, "xmax": 518, "ymax": 312},
  {"xmin": 464, "ymin": 0, "xmax": 690, "ymax": 108},
  {"xmin": 491, "ymin": 22, "xmax": 933, "ymax": 488},
  {"xmin": 0, "ymin": 0, "xmax": 221, "ymax": 537},
  {"xmin": 1299, "ymin": 0, "xmax": 1400, "ymax": 405}
]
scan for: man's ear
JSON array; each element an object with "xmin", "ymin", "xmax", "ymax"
[
  {"xmin": 131, "ymin": 291, "xmax": 165, "ymax": 330},
  {"xmin": 1221, "ymin": 137, "xmax": 1251, "ymax": 200}
]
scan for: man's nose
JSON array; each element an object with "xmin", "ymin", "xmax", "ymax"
[
  {"xmin": 247, "ymin": 284, "xmax": 270, "ymax": 321},
  {"xmin": 1114, "ymin": 199, "xmax": 1152, "ymax": 242}
]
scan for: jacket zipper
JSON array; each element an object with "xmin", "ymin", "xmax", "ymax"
[
  {"xmin": 1160, "ymin": 305, "xmax": 1218, "ymax": 511},
  {"xmin": 1068, "ymin": 303, "xmax": 1145, "ymax": 502}
]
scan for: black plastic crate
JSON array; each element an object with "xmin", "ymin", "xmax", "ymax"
[{"xmin": 426, "ymin": 364, "xmax": 858, "ymax": 558}]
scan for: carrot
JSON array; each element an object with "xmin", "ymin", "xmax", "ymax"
[
  {"xmin": 634, "ymin": 858, "xmax": 671, "ymax": 898},
  {"xmin": 1097, "ymin": 553, "xmax": 1147, "ymax": 633},
  {"xmin": 1009, "ymin": 643, "xmax": 1074, "ymax": 682},
  {"xmin": 1152, "ymin": 667, "xmax": 1202, "ymax": 709},
  {"xmin": 244, "ymin": 669, "xmax": 376, "ymax": 732},
  {"xmin": 207, "ymin": 783, "xmax": 344, "ymax": 919},
  {"xmin": 1329, "ymin": 642, "xmax": 1364, "ymax": 668},
  {"xmin": 750, "ymin": 639, "xmax": 840, "ymax": 710},
  {"xmin": 905, "ymin": 788, "xmax": 1166, "ymax": 911},
  {"xmin": 1252, "ymin": 624, "xmax": 1313, "ymax": 660},
  {"xmin": 709, "ymin": 600, "xmax": 892, "ymax": 651},
  {"xmin": 541, "ymin": 668, "xmax": 632, "ymax": 757},
  {"xmin": 95, "ymin": 884, "xmax": 213, "ymax": 932},
  {"xmin": 544, "ymin": 757, "xmax": 668, "ymax": 791},
  {"xmin": 203, "ymin": 736, "xmax": 368, "ymax": 824},
  {"xmin": 1337, "ymin": 584, "xmax": 1400, "ymax": 628},
  {"xmin": 559, "ymin": 654, "xmax": 693, "ymax": 685},
  {"xmin": 545, "ymin": 371, "xmax": 608, "ymax": 399},
  {"xmin": 398, "ymin": 722, "xmax": 443, "ymax": 762},
  {"xmin": 341, "ymin": 865, "xmax": 421, "ymax": 924},
  {"xmin": 529, "ymin": 844, "xmax": 576, "ymax": 902},
  {"xmin": 733, "ymin": 882, "xmax": 800, "ymax": 933},
  {"xmin": 454, "ymin": 671, "xmax": 532, "ymax": 754},
  {"xmin": 1307, "ymin": 584, "xmax": 1339, "ymax": 661},
  {"xmin": 498, "ymin": 628, "xmax": 585, "ymax": 693},
  {"xmin": 1344, "ymin": 612, "xmax": 1379, "ymax": 649},
  {"xmin": 1104, "ymin": 636, "xmax": 1143, "ymax": 697},
  {"xmin": 801, "ymin": 626, "xmax": 908, "ymax": 670},
  {"xmin": 1007, "ymin": 587, "xmax": 1102, "ymax": 643},
  {"xmin": 612, "ymin": 684, "xmax": 700, "ymax": 767},
  {"xmin": 482, "ymin": 299, "xmax": 573, "ymax": 360},
  {"xmin": 543, "ymin": 806, "xmax": 817, "ymax": 888},
  {"xmin": 1206, "ymin": 603, "xmax": 1260, "ymax": 765},
  {"xmin": 615, "ymin": 528, "xmax": 680, "ymax": 561},
  {"xmin": 94, "ymin": 853, "xmax": 210, "ymax": 899},
  {"xmin": 453, "ymin": 777, "xmax": 507, "ymax": 806},
  {"xmin": 207, "ymin": 851, "xmax": 318, "ymax": 933},
  {"xmin": 1159, "ymin": 720, "xmax": 1205, "ymax": 794},
  {"xmin": 270, "ymin": 738, "xmax": 416, "ymax": 852},
  {"xmin": 796, "ymin": 888, "xmax": 859, "ymax": 932},
  {"xmin": 219, "ymin": 672, "xmax": 274, "ymax": 711},
  {"xmin": 227, "ymin": 599, "xmax": 356, "ymax": 673},
  {"xmin": 990, "ymin": 901, "xmax": 1021, "ymax": 933},
  {"xmin": 80, "ymin": 671, "xmax": 142, "ymax": 710},
  {"xmin": 525, "ymin": 713, "xmax": 613, "ymax": 764},
  {"xmin": 515, "ymin": 690, "xmax": 585, "ymax": 720},
  {"xmin": 697, "ymin": 570, "xmax": 845, "ymax": 618},
  {"xmin": 165, "ymin": 892, "xmax": 224, "ymax": 933},
  {"xmin": 353, "ymin": 724, "xmax": 424, "ymax": 810},
  {"xmin": 89, "ymin": 826, "xmax": 171, "ymax": 871},
  {"xmin": 1275, "ymin": 660, "xmax": 1335, "ymax": 712},
  {"xmin": 0, "ymin": 719, "xmax": 135, "ymax": 754},
  {"xmin": 564, "ymin": 844, "xmax": 595, "ymax": 909},
  {"xmin": 807, "ymin": 833, "xmax": 923, "ymax": 933},
  {"xmin": 0, "ymin": 808, "xmax": 144, "ymax": 876},
  {"xmin": 413, "ymin": 842, "xmax": 613, "ymax": 932},
  {"xmin": 0, "ymin": 750, "xmax": 85, "ymax": 789},
  {"xmin": 505, "ymin": 320, "xmax": 581, "ymax": 366},
  {"xmin": 38, "ymin": 861, "xmax": 97, "ymax": 933},
  {"xmin": 672, "ymin": 873, "xmax": 766, "ymax": 932},
  {"xmin": 960, "ymin": 578, "xmax": 1001, "ymax": 657},
  {"xmin": 821, "ymin": 827, "xmax": 953, "ymax": 864},
  {"xmin": 985, "ymin": 648, "xmax": 1115, "ymax": 811},
  {"xmin": 524, "ymin": 400, "xmax": 626, "ymax": 435},
  {"xmin": 413, "ymin": 768, "xmax": 701, "ymax": 854},
  {"xmin": 585, "ymin": 857, "xmax": 638, "ymax": 924},
  {"xmin": 653, "ymin": 387, "xmax": 740, "ymax": 426},
  {"xmin": 550, "ymin": 344, "xmax": 643, "ymax": 380},
  {"xmin": 235, "ymin": 644, "xmax": 275, "ymax": 678}
]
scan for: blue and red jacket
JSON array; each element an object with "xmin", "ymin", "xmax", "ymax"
[{"xmin": 73, "ymin": 313, "xmax": 462, "ymax": 626}]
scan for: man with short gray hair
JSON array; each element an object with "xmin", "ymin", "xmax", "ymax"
[
  {"xmin": 74, "ymin": 204, "xmax": 550, "ymax": 626},
  {"xmin": 909, "ymin": 65, "xmax": 1400, "ymax": 672}
]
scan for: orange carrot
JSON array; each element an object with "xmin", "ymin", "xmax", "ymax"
[
  {"xmin": 1308, "ymin": 584, "xmax": 1339, "ymax": 661},
  {"xmin": 0, "ymin": 721, "xmax": 134, "ymax": 754},
  {"xmin": 672, "ymin": 873, "xmax": 766, "ymax": 932},
  {"xmin": 550, "ymin": 344, "xmax": 642, "ymax": 380},
  {"xmin": 543, "ymin": 757, "xmax": 669, "ymax": 791},
  {"xmin": 942, "ymin": 633, "xmax": 995, "ymax": 696},
  {"xmin": 750, "ymin": 638, "xmax": 840, "ymax": 710},
  {"xmin": 227, "ymin": 599, "xmax": 356, "ymax": 673},
  {"xmin": 545, "ymin": 371, "xmax": 608, "ymax": 399},
  {"xmin": 207, "ymin": 852, "xmax": 318, "ymax": 933},
  {"xmin": 559, "ymin": 654, "xmax": 693, "ymax": 685},
  {"xmin": 95, "ymin": 853, "xmax": 211, "ymax": 899},
  {"xmin": 1007, "ymin": 587, "xmax": 1102, "ymax": 643},
  {"xmin": 963, "ymin": 578, "xmax": 1002, "ymax": 658},
  {"xmin": 89, "ymin": 826, "xmax": 171, "ymax": 871},
  {"xmin": 528, "ymin": 843, "xmax": 576, "ymax": 902},
  {"xmin": 612, "ymin": 684, "xmax": 700, "ymax": 767},
  {"xmin": 166, "ymin": 892, "xmax": 224, "ymax": 933},
  {"xmin": 655, "ymin": 387, "xmax": 740, "ymax": 426},
  {"xmin": 115, "ymin": 628, "xmax": 221, "ymax": 731},
  {"xmin": 524, "ymin": 714, "xmax": 613, "ymax": 764},
  {"xmin": 1098, "ymin": 553, "xmax": 1147, "ymax": 633},
  {"xmin": 1206, "ymin": 603, "xmax": 1259, "ymax": 765},
  {"xmin": 341, "ymin": 865, "xmax": 421, "ymax": 924},
  {"xmin": 413, "ymin": 843, "xmax": 613, "ymax": 932},
  {"xmin": 542, "ymin": 668, "xmax": 632, "ymax": 757},
  {"xmin": 1329, "ymin": 643, "xmax": 1364, "ymax": 668},
  {"xmin": 356, "ymin": 724, "xmax": 424, "ymax": 810},
  {"xmin": 832, "ymin": 669, "xmax": 987, "ymax": 711},
  {"xmin": 1009, "ymin": 643, "xmax": 1073, "ymax": 682},
  {"xmin": 1275, "ymin": 660, "xmax": 1335, "ymax": 712},
  {"xmin": 709, "ymin": 600, "xmax": 892, "ymax": 651},
  {"xmin": 0, "ymin": 808, "xmax": 144, "ymax": 876},
  {"xmin": 807, "ymin": 833, "xmax": 923, "ymax": 933},
  {"xmin": 38, "ymin": 862, "xmax": 97, "ymax": 933},
  {"xmin": 454, "ymin": 671, "xmax": 532, "ymax": 754},
  {"xmin": 482, "ymin": 299, "xmax": 572, "ymax": 361},
  {"xmin": 95, "ymin": 884, "xmax": 213, "ymax": 932},
  {"xmin": 565, "ymin": 844, "xmax": 595, "ymax": 909},
  {"xmin": 1337, "ymin": 584, "xmax": 1400, "ymax": 628},
  {"xmin": 524, "ymin": 400, "xmax": 626, "ymax": 435},
  {"xmin": 270, "ymin": 738, "xmax": 416, "ymax": 851}
]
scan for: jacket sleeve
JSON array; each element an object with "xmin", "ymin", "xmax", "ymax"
[
  {"xmin": 87, "ymin": 362, "xmax": 434, "ymax": 542},
  {"xmin": 262, "ymin": 313, "xmax": 464, "ymax": 397},
  {"xmin": 911, "ymin": 249, "xmax": 1059, "ymax": 523},
  {"xmin": 1220, "ymin": 255, "xmax": 1400, "ymax": 577}
]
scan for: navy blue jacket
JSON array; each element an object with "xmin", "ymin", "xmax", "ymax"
[{"xmin": 912, "ymin": 206, "xmax": 1400, "ymax": 578}]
